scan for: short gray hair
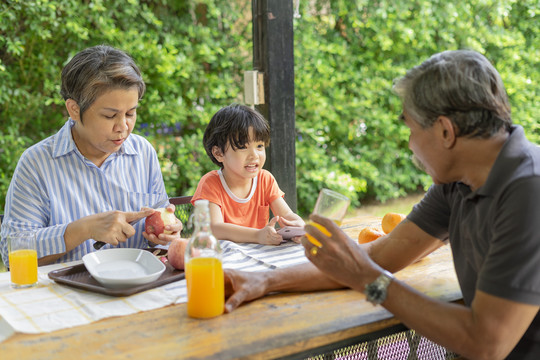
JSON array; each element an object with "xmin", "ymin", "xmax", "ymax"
[
  {"xmin": 393, "ymin": 50, "xmax": 512, "ymax": 138},
  {"xmin": 60, "ymin": 45, "xmax": 145, "ymax": 119}
]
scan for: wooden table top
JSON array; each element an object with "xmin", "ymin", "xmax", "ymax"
[{"xmin": 0, "ymin": 216, "xmax": 462, "ymax": 360}]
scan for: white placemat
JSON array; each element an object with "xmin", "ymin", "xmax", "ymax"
[{"xmin": 0, "ymin": 240, "xmax": 308, "ymax": 342}]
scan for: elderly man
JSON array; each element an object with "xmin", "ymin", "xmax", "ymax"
[{"xmin": 223, "ymin": 50, "xmax": 540, "ymax": 360}]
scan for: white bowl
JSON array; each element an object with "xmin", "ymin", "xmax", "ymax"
[{"xmin": 83, "ymin": 248, "xmax": 166, "ymax": 289}]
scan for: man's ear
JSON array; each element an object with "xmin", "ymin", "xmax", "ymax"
[
  {"xmin": 438, "ymin": 116, "xmax": 457, "ymax": 148},
  {"xmin": 212, "ymin": 146, "xmax": 224, "ymax": 161},
  {"xmin": 65, "ymin": 99, "xmax": 81, "ymax": 121}
]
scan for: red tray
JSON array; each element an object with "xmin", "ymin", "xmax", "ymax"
[{"xmin": 47, "ymin": 249, "xmax": 185, "ymax": 297}]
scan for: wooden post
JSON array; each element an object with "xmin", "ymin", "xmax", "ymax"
[{"xmin": 252, "ymin": 0, "xmax": 297, "ymax": 212}]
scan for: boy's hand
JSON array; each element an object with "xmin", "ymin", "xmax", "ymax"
[
  {"xmin": 277, "ymin": 217, "xmax": 305, "ymax": 243},
  {"xmin": 256, "ymin": 217, "xmax": 283, "ymax": 245},
  {"xmin": 278, "ymin": 216, "xmax": 305, "ymax": 229}
]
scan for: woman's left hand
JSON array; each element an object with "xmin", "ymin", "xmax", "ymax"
[{"xmin": 143, "ymin": 204, "xmax": 183, "ymax": 246}]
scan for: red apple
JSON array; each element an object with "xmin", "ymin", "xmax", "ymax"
[
  {"xmin": 145, "ymin": 208, "xmax": 176, "ymax": 236},
  {"xmin": 168, "ymin": 238, "xmax": 189, "ymax": 270}
]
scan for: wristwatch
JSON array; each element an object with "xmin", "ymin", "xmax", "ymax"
[{"xmin": 364, "ymin": 269, "xmax": 394, "ymax": 305}]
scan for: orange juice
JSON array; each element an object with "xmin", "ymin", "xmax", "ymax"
[
  {"xmin": 9, "ymin": 249, "xmax": 38, "ymax": 286},
  {"xmin": 306, "ymin": 219, "xmax": 342, "ymax": 247},
  {"xmin": 185, "ymin": 257, "xmax": 224, "ymax": 318}
]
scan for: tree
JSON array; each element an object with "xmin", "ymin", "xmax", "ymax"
[{"xmin": 1, "ymin": 0, "xmax": 538, "ymax": 215}]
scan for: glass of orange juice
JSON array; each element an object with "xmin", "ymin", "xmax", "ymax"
[
  {"xmin": 307, "ymin": 189, "xmax": 351, "ymax": 247},
  {"xmin": 8, "ymin": 231, "xmax": 38, "ymax": 289}
]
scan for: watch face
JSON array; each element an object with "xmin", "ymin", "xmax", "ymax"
[
  {"xmin": 366, "ymin": 283, "xmax": 385, "ymax": 304},
  {"xmin": 364, "ymin": 271, "xmax": 394, "ymax": 305}
]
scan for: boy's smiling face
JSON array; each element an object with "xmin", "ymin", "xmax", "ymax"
[{"xmin": 212, "ymin": 127, "xmax": 266, "ymax": 184}]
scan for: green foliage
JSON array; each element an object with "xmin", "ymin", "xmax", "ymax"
[
  {"xmin": 0, "ymin": 126, "xmax": 31, "ymax": 202},
  {"xmin": 293, "ymin": 0, "xmax": 539, "ymax": 213},
  {"xmin": 153, "ymin": 133, "xmax": 215, "ymax": 199},
  {"xmin": 0, "ymin": 0, "xmax": 251, "ymax": 210},
  {"xmin": 0, "ymin": 0, "xmax": 538, "ymax": 216}
]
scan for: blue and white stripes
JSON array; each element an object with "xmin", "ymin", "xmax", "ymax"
[
  {"xmin": 162, "ymin": 240, "xmax": 309, "ymax": 300},
  {"xmin": 1, "ymin": 119, "xmax": 168, "ymax": 267},
  {"xmin": 220, "ymin": 240, "xmax": 309, "ymax": 271}
]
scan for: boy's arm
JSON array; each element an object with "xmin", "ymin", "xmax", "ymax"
[
  {"xmin": 270, "ymin": 197, "xmax": 305, "ymax": 228},
  {"xmin": 208, "ymin": 202, "xmax": 282, "ymax": 245}
]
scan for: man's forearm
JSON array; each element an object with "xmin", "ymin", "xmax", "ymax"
[
  {"xmin": 380, "ymin": 279, "xmax": 533, "ymax": 360},
  {"xmin": 265, "ymin": 262, "xmax": 345, "ymax": 293}
]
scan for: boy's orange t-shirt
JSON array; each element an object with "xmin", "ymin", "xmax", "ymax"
[{"xmin": 191, "ymin": 169, "xmax": 284, "ymax": 229}]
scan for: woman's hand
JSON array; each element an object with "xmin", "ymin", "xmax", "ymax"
[
  {"xmin": 79, "ymin": 208, "xmax": 153, "ymax": 246},
  {"xmin": 143, "ymin": 204, "xmax": 183, "ymax": 246}
]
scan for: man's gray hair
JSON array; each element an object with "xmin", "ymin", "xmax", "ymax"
[{"xmin": 393, "ymin": 50, "xmax": 512, "ymax": 138}]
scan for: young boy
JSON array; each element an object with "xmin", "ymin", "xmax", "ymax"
[{"xmin": 192, "ymin": 104, "xmax": 304, "ymax": 245}]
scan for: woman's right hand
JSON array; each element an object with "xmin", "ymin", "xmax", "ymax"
[
  {"xmin": 42, "ymin": 208, "xmax": 157, "ymax": 266},
  {"xmin": 85, "ymin": 208, "xmax": 155, "ymax": 246}
]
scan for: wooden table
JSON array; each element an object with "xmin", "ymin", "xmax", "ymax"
[{"xmin": 0, "ymin": 216, "xmax": 462, "ymax": 360}]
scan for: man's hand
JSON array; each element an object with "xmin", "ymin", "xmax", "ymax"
[
  {"xmin": 224, "ymin": 269, "xmax": 269, "ymax": 313},
  {"xmin": 223, "ymin": 262, "xmax": 345, "ymax": 313},
  {"xmin": 301, "ymin": 214, "xmax": 380, "ymax": 292}
]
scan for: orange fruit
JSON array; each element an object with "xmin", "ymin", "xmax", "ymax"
[
  {"xmin": 358, "ymin": 227, "xmax": 385, "ymax": 244},
  {"xmin": 381, "ymin": 213, "xmax": 406, "ymax": 234}
]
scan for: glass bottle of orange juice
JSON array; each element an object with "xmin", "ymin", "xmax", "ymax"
[{"xmin": 184, "ymin": 200, "xmax": 224, "ymax": 319}]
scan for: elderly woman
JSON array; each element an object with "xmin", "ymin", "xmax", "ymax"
[{"xmin": 1, "ymin": 45, "xmax": 181, "ymax": 267}]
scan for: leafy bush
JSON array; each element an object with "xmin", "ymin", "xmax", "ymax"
[
  {"xmin": 292, "ymin": 0, "xmax": 539, "ymax": 213},
  {"xmin": 0, "ymin": 0, "xmax": 538, "ymax": 217},
  {"xmin": 0, "ymin": 0, "xmax": 251, "ymax": 209}
]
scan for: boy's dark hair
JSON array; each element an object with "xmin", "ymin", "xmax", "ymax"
[{"xmin": 203, "ymin": 104, "xmax": 271, "ymax": 168}]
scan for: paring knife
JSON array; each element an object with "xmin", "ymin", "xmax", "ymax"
[{"xmin": 93, "ymin": 200, "xmax": 167, "ymax": 250}]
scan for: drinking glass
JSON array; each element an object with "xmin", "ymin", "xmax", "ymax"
[
  {"xmin": 8, "ymin": 231, "xmax": 38, "ymax": 289},
  {"xmin": 307, "ymin": 189, "xmax": 350, "ymax": 247}
]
